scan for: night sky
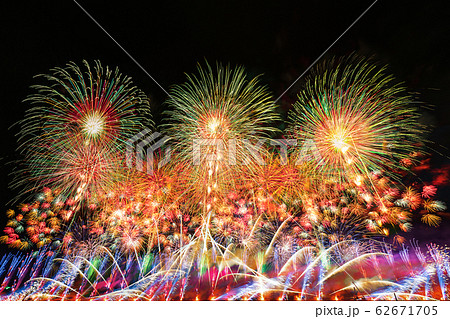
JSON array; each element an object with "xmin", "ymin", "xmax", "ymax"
[{"xmin": 1, "ymin": 1, "xmax": 450, "ymax": 250}]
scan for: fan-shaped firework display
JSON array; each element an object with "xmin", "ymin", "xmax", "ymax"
[{"xmin": 0, "ymin": 58, "xmax": 449, "ymax": 301}]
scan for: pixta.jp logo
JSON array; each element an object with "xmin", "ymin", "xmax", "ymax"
[{"xmin": 126, "ymin": 129, "xmax": 171, "ymax": 175}]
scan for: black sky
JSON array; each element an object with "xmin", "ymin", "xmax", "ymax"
[{"xmin": 1, "ymin": 1, "xmax": 450, "ymax": 246}]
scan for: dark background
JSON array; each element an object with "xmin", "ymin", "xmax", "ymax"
[{"xmin": 1, "ymin": 1, "xmax": 449, "ymax": 251}]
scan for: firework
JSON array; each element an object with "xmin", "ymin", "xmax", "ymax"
[
  {"xmin": 0, "ymin": 57, "xmax": 449, "ymax": 302},
  {"xmin": 287, "ymin": 56, "xmax": 424, "ymax": 185},
  {"xmin": 163, "ymin": 62, "xmax": 280, "ymax": 200},
  {"xmin": 13, "ymin": 60, "xmax": 153, "ymax": 199}
]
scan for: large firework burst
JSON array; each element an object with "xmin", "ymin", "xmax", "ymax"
[
  {"xmin": 13, "ymin": 60, "xmax": 153, "ymax": 199},
  {"xmin": 287, "ymin": 56, "xmax": 424, "ymax": 186},
  {"xmin": 163, "ymin": 62, "xmax": 280, "ymax": 198}
]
